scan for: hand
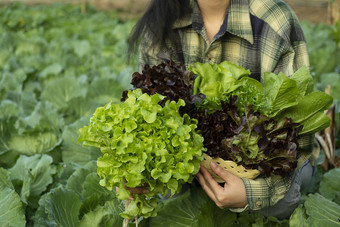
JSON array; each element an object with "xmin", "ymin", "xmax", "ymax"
[{"xmin": 197, "ymin": 162, "xmax": 247, "ymax": 209}]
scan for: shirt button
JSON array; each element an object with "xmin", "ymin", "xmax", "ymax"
[{"xmin": 256, "ymin": 201, "xmax": 262, "ymax": 208}]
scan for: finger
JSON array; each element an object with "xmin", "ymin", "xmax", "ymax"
[
  {"xmin": 197, "ymin": 171, "xmax": 217, "ymax": 202},
  {"xmin": 209, "ymin": 161, "xmax": 235, "ymax": 183},
  {"xmin": 200, "ymin": 165, "xmax": 223, "ymax": 194}
]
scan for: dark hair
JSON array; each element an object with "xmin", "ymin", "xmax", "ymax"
[{"xmin": 128, "ymin": 0, "xmax": 191, "ymax": 59}]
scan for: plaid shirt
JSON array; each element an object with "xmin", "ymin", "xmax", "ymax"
[{"xmin": 139, "ymin": 0, "xmax": 314, "ymax": 211}]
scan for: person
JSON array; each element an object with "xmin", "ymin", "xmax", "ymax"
[{"xmin": 126, "ymin": 0, "xmax": 317, "ymax": 219}]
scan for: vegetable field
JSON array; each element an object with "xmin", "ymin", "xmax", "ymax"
[{"xmin": 0, "ymin": 3, "xmax": 340, "ymax": 227}]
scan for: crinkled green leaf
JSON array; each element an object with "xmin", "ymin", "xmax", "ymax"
[
  {"xmin": 38, "ymin": 63, "xmax": 63, "ymax": 79},
  {"xmin": 73, "ymin": 40, "xmax": 91, "ymax": 58},
  {"xmin": 78, "ymin": 206, "xmax": 110, "ymax": 227},
  {"xmin": 289, "ymin": 204, "xmax": 308, "ymax": 227},
  {"xmin": 190, "ymin": 62, "xmax": 246, "ymax": 111},
  {"xmin": 82, "ymin": 172, "xmax": 113, "ymax": 200},
  {"xmin": 87, "ymin": 77, "xmax": 126, "ymax": 106},
  {"xmin": 278, "ymin": 91, "xmax": 333, "ymax": 127},
  {"xmin": 18, "ymin": 92, "xmax": 39, "ymax": 116},
  {"xmin": 99, "ymin": 199, "xmax": 124, "ymax": 227},
  {"xmin": 0, "ymin": 150, "xmax": 20, "ymax": 169},
  {"xmin": 9, "ymin": 131, "xmax": 62, "ymax": 155},
  {"xmin": 0, "ymin": 100, "xmax": 20, "ymax": 119},
  {"xmin": 334, "ymin": 191, "xmax": 340, "ymax": 206},
  {"xmin": 9, "ymin": 154, "xmax": 56, "ymax": 202},
  {"xmin": 0, "ymin": 118, "xmax": 16, "ymax": 155},
  {"xmin": 231, "ymin": 77, "xmax": 265, "ymax": 113},
  {"xmin": 237, "ymin": 211, "xmax": 289, "ymax": 226},
  {"xmin": 62, "ymin": 117, "xmax": 101, "ymax": 166},
  {"xmin": 285, "ymin": 91, "xmax": 332, "ymax": 122},
  {"xmin": 305, "ymin": 193, "xmax": 340, "ymax": 226},
  {"xmin": 264, "ymin": 71, "xmax": 299, "ymax": 117},
  {"xmin": 198, "ymin": 199, "xmax": 238, "ymax": 227},
  {"xmin": 218, "ymin": 61, "xmax": 251, "ymax": 80},
  {"xmin": 0, "ymin": 70, "xmax": 26, "ymax": 94},
  {"xmin": 44, "ymin": 186, "xmax": 82, "ymax": 227},
  {"xmin": 0, "ymin": 168, "xmax": 14, "ymax": 190},
  {"xmin": 149, "ymin": 187, "xmax": 233, "ymax": 227},
  {"xmin": 15, "ymin": 40, "xmax": 42, "ymax": 56},
  {"xmin": 64, "ymin": 96, "xmax": 98, "ymax": 124},
  {"xmin": 0, "ymin": 168, "xmax": 26, "ymax": 227},
  {"xmin": 41, "ymin": 77, "xmax": 87, "ymax": 111},
  {"xmin": 33, "ymin": 193, "xmax": 52, "ymax": 227},
  {"xmin": 319, "ymin": 168, "xmax": 340, "ymax": 200},
  {"xmin": 290, "ymin": 66, "xmax": 313, "ymax": 97},
  {"xmin": 15, "ymin": 101, "xmax": 64, "ymax": 134},
  {"xmin": 0, "ymin": 187, "xmax": 26, "ymax": 227},
  {"xmin": 66, "ymin": 166, "xmax": 93, "ymax": 197},
  {"xmin": 299, "ymin": 111, "xmax": 332, "ymax": 134}
]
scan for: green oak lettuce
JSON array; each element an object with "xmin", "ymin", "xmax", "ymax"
[{"xmin": 77, "ymin": 89, "xmax": 205, "ymax": 219}]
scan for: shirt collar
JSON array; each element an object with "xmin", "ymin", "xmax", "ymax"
[{"xmin": 172, "ymin": 0, "xmax": 254, "ymax": 44}]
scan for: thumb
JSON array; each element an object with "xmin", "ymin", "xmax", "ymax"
[{"xmin": 210, "ymin": 161, "xmax": 235, "ymax": 182}]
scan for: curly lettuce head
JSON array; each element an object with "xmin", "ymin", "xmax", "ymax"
[{"xmin": 78, "ymin": 89, "xmax": 205, "ymax": 218}]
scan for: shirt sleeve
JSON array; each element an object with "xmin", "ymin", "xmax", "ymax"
[
  {"xmin": 241, "ymin": 134, "xmax": 314, "ymax": 211},
  {"xmin": 241, "ymin": 171, "xmax": 293, "ymax": 210}
]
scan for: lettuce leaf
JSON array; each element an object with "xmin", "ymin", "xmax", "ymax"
[
  {"xmin": 190, "ymin": 61, "xmax": 250, "ymax": 112},
  {"xmin": 263, "ymin": 71, "xmax": 299, "ymax": 117}
]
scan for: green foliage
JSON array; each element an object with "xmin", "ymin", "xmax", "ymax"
[
  {"xmin": 319, "ymin": 168, "xmax": 340, "ymax": 201},
  {"xmin": 148, "ymin": 187, "xmax": 289, "ymax": 227},
  {"xmin": 0, "ymin": 168, "xmax": 26, "ymax": 227},
  {"xmin": 289, "ymin": 167, "xmax": 340, "ymax": 227}
]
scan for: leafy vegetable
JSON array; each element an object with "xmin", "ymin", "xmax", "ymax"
[
  {"xmin": 319, "ymin": 167, "xmax": 340, "ymax": 200},
  {"xmin": 149, "ymin": 187, "xmax": 237, "ymax": 227},
  {"xmin": 304, "ymin": 193, "xmax": 340, "ymax": 226},
  {"xmin": 189, "ymin": 62, "xmax": 332, "ymax": 176},
  {"xmin": 190, "ymin": 61, "xmax": 251, "ymax": 112},
  {"xmin": 9, "ymin": 154, "xmax": 57, "ymax": 204},
  {"xmin": 150, "ymin": 187, "xmax": 288, "ymax": 227},
  {"xmin": 78, "ymin": 89, "xmax": 205, "ymax": 218},
  {"xmin": 0, "ymin": 168, "xmax": 26, "ymax": 227}
]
